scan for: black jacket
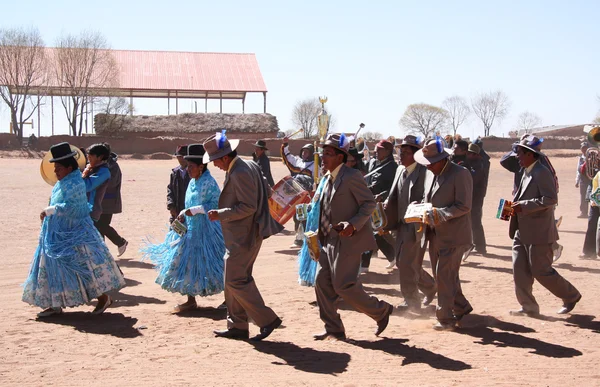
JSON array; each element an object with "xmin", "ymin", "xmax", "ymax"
[
  {"xmin": 102, "ymin": 153, "xmax": 123, "ymax": 214},
  {"xmin": 167, "ymin": 165, "xmax": 191, "ymax": 213},
  {"xmin": 253, "ymin": 152, "xmax": 275, "ymax": 187},
  {"xmin": 365, "ymin": 155, "xmax": 398, "ymax": 200}
]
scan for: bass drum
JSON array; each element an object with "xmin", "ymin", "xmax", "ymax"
[{"xmin": 268, "ymin": 176, "xmax": 311, "ymax": 225}]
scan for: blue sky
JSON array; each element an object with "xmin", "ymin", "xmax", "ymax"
[{"xmin": 2, "ymin": 0, "xmax": 599, "ymax": 139}]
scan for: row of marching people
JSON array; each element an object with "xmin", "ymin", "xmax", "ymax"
[{"xmin": 22, "ymin": 131, "xmax": 582, "ymax": 338}]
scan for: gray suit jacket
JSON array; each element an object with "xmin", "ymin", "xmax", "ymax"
[
  {"xmin": 424, "ymin": 161, "xmax": 473, "ymax": 249},
  {"xmin": 217, "ymin": 158, "xmax": 283, "ymax": 250},
  {"xmin": 509, "ymin": 161, "xmax": 558, "ymax": 244},
  {"xmin": 385, "ymin": 163, "xmax": 427, "ymax": 243},
  {"xmin": 320, "ymin": 165, "xmax": 377, "ymax": 253}
]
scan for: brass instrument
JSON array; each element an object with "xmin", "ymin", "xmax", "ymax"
[
  {"xmin": 371, "ymin": 202, "xmax": 388, "ymax": 235},
  {"xmin": 585, "ymin": 147, "xmax": 599, "ymax": 179},
  {"xmin": 287, "ymin": 127, "xmax": 304, "ymax": 138},
  {"xmin": 586, "ymin": 125, "xmax": 600, "ymax": 146},
  {"xmin": 356, "ymin": 137, "xmax": 370, "ymax": 163}
]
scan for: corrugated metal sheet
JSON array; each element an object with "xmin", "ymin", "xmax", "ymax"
[
  {"xmin": 113, "ymin": 50, "xmax": 267, "ymax": 93},
  {"xmin": 11, "ymin": 49, "xmax": 267, "ymax": 99}
]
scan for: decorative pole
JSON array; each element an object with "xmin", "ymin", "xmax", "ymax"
[{"xmin": 316, "ymin": 96, "xmax": 330, "ymax": 188}]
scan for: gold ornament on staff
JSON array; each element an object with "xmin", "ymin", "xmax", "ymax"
[{"xmin": 315, "ymin": 96, "xmax": 330, "ymax": 187}]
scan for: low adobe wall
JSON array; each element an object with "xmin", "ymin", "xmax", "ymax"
[{"xmin": 0, "ymin": 133, "xmax": 584, "ymax": 156}]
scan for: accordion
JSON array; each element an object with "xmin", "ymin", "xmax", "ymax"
[
  {"xmin": 496, "ymin": 199, "xmax": 513, "ymax": 221},
  {"xmin": 171, "ymin": 219, "xmax": 188, "ymax": 236}
]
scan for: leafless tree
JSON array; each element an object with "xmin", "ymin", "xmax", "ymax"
[
  {"xmin": 291, "ymin": 98, "xmax": 321, "ymax": 139},
  {"xmin": 0, "ymin": 27, "xmax": 47, "ymax": 143},
  {"xmin": 594, "ymin": 95, "xmax": 600, "ymax": 124},
  {"xmin": 53, "ymin": 31, "xmax": 119, "ymax": 136},
  {"xmin": 361, "ymin": 131, "xmax": 383, "ymax": 141},
  {"xmin": 399, "ymin": 103, "xmax": 449, "ymax": 137},
  {"xmin": 471, "ymin": 90, "xmax": 510, "ymax": 137},
  {"xmin": 442, "ymin": 96, "xmax": 470, "ymax": 136},
  {"xmin": 515, "ymin": 111, "xmax": 542, "ymax": 134}
]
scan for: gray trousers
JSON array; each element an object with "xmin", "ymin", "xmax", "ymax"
[
  {"xmin": 429, "ymin": 232, "xmax": 472, "ymax": 324},
  {"xmin": 580, "ymin": 180, "xmax": 590, "ymax": 215},
  {"xmin": 225, "ymin": 237, "xmax": 278, "ymax": 330},
  {"xmin": 471, "ymin": 202, "xmax": 486, "ymax": 252},
  {"xmin": 397, "ymin": 226, "xmax": 436, "ymax": 307},
  {"xmin": 315, "ymin": 236, "xmax": 390, "ymax": 334},
  {"xmin": 512, "ymin": 230, "xmax": 581, "ymax": 313}
]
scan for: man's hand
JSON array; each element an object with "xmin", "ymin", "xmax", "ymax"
[
  {"xmin": 282, "ymin": 136, "xmax": 289, "ymax": 144},
  {"xmin": 208, "ymin": 210, "xmax": 220, "ymax": 221},
  {"xmin": 511, "ymin": 202, "xmax": 523, "ymax": 214},
  {"xmin": 333, "ymin": 222, "xmax": 355, "ymax": 237},
  {"xmin": 373, "ymin": 193, "xmax": 385, "ymax": 203},
  {"xmin": 40, "ymin": 211, "xmax": 46, "ymax": 221},
  {"xmin": 576, "ymin": 182, "xmax": 580, "ymax": 188},
  {"xmin": 169, "ymin": 208, "xmax": 178, "ymax": 219}
]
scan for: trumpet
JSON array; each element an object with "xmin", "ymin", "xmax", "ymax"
[{"xmin": 287, "ymin": 128, "xmax": 304, "ymax": 138}]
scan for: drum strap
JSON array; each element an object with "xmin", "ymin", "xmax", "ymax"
[{"xmin": 364, "ymin": 160, "xmax": 393, "ymax": 179}]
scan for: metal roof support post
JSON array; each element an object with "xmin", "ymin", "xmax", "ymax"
[
  {"xmin": 130, "ymin": 92, "xmax": 133, "ymax": 116},
  {"xmin": 51, "ymin": 96, "xmax": 54, "ymax": 136},
  {"xmin": 91, "ymin": 99, "xmax": 94, "ymax": 133},
  {"xmin": 263, "ymin": 92, "xmax": 267, "ymax": 113},
  {"xmin": 168, "ymin": 91, "xmax": 170, "ymax": 115},
  {"xmin": 176, "ymin": 91, "xmax": 179, "ymax": 115},
  {"xmin": 37, "ymin": 95, "xmax": 41, "ymax": 137},
  {"xmin": 220, "ymin": 92, "xmax": 222, "ymax": 113},
  {"xmin": 205, "ymin": 95, "xmax": 207, "ymax": 113},
  {"xmin": 242, "ymin": 93, "xmax": 246, "ymax": 114}
]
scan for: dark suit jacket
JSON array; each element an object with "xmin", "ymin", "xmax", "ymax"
[
  {"xmin": 385, "ymin": 163, "xmax": 427, "ymax": 236},
  {"xmin": 424, "ymin": 161, "xmax": 473, "ymax": 249},
  {"xmin": 319, "ymin": 165, "xmax": 377, "ymax": 254},
  {"xmin": 254, "ymin": 152, "xmax": 275, "ymax": 187},
  {"xmin": 509, "ymin": 161, "xmax": 558, "ymax": 244},
  {"xmin": 365, "ymin": 156, "xmax": 398, "ymax": 200},
  {"xmin": 217, "ymin": 158, "xmax": 283, "ymax": 250}
]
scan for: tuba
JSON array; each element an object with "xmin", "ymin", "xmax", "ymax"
[
  {"xmin": 585, "ymin": 147, "xmax": 599, "ymax": 180},
  {"xmin": 371, "ymin": 202, "xmax": 388, "ymax": 235}
]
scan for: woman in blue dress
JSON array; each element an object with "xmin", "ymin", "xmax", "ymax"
[
  {"xmin": 22, "ymin": 142, "xmax": 126, "ymax": 317},
  {"xmin": 142, "ymin": 144, "xmax": 225, "ymax": 313}
]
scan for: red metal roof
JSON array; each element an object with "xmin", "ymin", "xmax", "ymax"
[{"xmin": 13, "ymin": 49, "xmax": 267, "ymax": 99}]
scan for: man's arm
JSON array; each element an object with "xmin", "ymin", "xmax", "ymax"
[
  {"xmin": 167, "ymin": 170, "xmax": 176, "ymax": 210},
  {"xmin": 436, "ymin": 168, "xmax": 472, "ymax": 221},
  {"xmin": 499, "ymin": 151, "xmax": 520, "ymax": 174}
]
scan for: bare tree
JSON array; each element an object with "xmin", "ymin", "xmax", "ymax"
[
  {"xmin": 291, "ymin": 98, "xmax": 321, "ymax": 139},
  {"xmin": 471, "ymin": 90, "xmax": 510, "ymax": 137},
  {"xmin": 53, "ymin": 31, "xmax": 119, "ymax": 136},
  {"xmin": 0, "ymin": 27, "xmax": 47, "ymax": 143},
  {"xmin": 399, "ymin": 103, "xmax": 449, "ymax": 137},
  {"xmin": 361, "ymin": 131, "xmax": 383, "ymax": 141},
  {"xmin": 594, "ymin": 94, "xmax": 600, "ymax": 124},
  {"xmin": 515, "ymin": 111, "xmax": 542, "ymax": 134},
  {"xmin": 442, "ymin": 96, "xmax": 470, "ymax": 136}
]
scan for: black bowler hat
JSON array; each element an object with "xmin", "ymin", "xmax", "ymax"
[
  {"xmin": 253, "ymin": 140, "xmax": 268, "ymax": 150},
  {"xmin": 173, "ymin": 145, "xmax": 187, "ymax": 157},
  {"xmin": 184, "ymin": 144, "xmax": 206, "ymax": 161},
  {"xmin": 49, "ymin": 142, "xmax": 77, "ymax": 162}
]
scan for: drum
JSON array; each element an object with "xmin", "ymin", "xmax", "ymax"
[{"xmin": 269, "ymin": 176, "xmax": 311, "ymax": 225}]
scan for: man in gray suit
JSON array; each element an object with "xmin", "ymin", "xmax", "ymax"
[
  {"xmin": 509, "ymin": 135, "xmax": 581, "ymax": 316},
  {"xmin": 385, "ymin": 135, "xmax": 436, "ymax": 311},
  {"xmin": 415, "ymin": 138, "xmax": 473, "ymax": 331},
  {"xmin": 314, "ymin": 133, "xmax": 393, "ymax": 341},
  {"xmin": 204, "ymin": 133, "xmax": 284, "ymax": 341}
]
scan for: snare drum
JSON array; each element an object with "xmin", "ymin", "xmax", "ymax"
[{"xmin": 268, "ymin": 176, "xmax": 311, "ymax": 225}]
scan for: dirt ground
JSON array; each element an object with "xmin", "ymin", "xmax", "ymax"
[{"xmin": 1, "ymin": 153, "xmax": 599, "ymax": 387}]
